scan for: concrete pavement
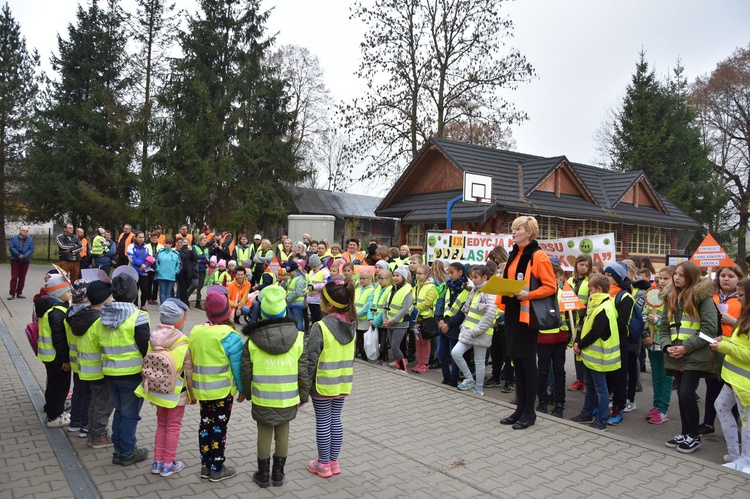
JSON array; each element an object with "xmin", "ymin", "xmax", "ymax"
[{"xmin": 1, "ymin": 263, "xmax": 749, "ymax": 498}]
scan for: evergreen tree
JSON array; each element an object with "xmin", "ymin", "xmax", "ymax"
[
  {"xmin": 152, "ymin": 0, "xmax": 301, "ymax": 232},
  {"xmin": 23, "ymin": 0, "xmax": 136, "ymax": 229},
  {"xmin": 0, "ymin": 3, "xmax": 40, "ymax": 260},
  {"xmin": 610, "ymin": 51, "xmax": 723, "ymax": 237}
]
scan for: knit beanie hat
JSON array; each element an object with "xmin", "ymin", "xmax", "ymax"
[
  {"xmin": 87, "ymin": 280, "xmax": 112, "ymax": 305},
  {"xmin": 160, "ymin": 298, "xmax": 189, "ymax": 325},
  {"xmin": 394, "ymin": 265, "xmax": 410, "ymax": 281},
  {"xmin": 209, "ymin": 255, "xmax": 217, "ymax": 265},
  {"xmin": 260, "ymin": 286, "xmax": 287, "ymax": 319},
  {"xmin": 205, "ymin": 291, "xmax": 231, "ymax": 323},
  {"xmin": 285, "ymin": 261, "xmax": 299, "ymax": 273},
  {"xmin": 72, "ymin": 279, "xmax": 90, "ymax": 304},
  {"xmin": 375, "ymin": 260, "xmax": 389, "ymax": 270},
  {"xmin": 46, "ymin": 274, "xmax": 72, "ymax": 300},
  {"xmin": 308, "ymin": 254, "xmax": 321, "ymax": 268},
  {"xmin": 604, "ymin": 262, "xmax": 627, "ymax": 285},
  {"xmin": 218, "ymin": 259, "xmax": 227, "ymax": 269}
]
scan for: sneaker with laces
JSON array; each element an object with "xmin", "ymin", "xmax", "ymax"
[
  {"xmin": 151, "ymin": 461, "xmax": 163, "ymax": 475},
  {"xmin": 47, "ymin": 415, "xmax": 70, "ymax": 428},
  {"xmin": 607, "ymin": 409, "xmax": 623, "ymax": 426},
  {"xmin": 89, "ymin": 434, "xmax": 113, "ymax": 449},
  {"xmin": 589, "ymin": 420, "xmax": 607, "ymax": 431},
  {"xmin": 200, "ymin": 466, "xmax": 211, "ymax": 479},
  {"xmin": 567, "ymin": 380, "xmax": 585, "ymax": 391},
  {"xmin": 484, "ymin": 377, "xmax": 501, "ymax": 388},
  {"xmin": 665, "ymin": 434, "xmax": 686, "ymax": 448},
  {"xmin": 569, "ymin": 413, "xmax": 593, "ymax": 424},
  {"xmin": 160, "ymin": 461, "xmax": 184, "ymax": 477},
  {"xmin": 120, "ymin": 448, "xmax": 149, "ymax": 466},
  {"xmin": 79, "ymin": 427, "xmax": 89, "ymax": 438},
  {"xmin": 307, "ymin": 459, "xmax": 332, "ymax": 478},
  {"xmin": 623, "ymin": 402, "xmax": 637, "ymax": 413},
  {"xmin": 677, "ymin": 435, "xmax": 701, "ymax": 454},
  {"xmin": 67, "ymin": 425, "xmax": 81, "ymax": 433},
  {"xmin": 697, "ymin": 423, "xmax": 714, "ymax": 435},
  {"xmin": 645, "ymin": 407, "xmax": 659, "ymax": 420},
  {"xmin": 330, "ymin": 460, "xmax": 341, "ymax": 475},
  {"xmin": 649, "ymin": 412, "xmax": 669, "ymax": 425},
  {"xmin": 457, "ymin": 379, "xmax": 475, "ymax": 391},
  {"xmin": 209, "ymin": 465, "xmax": 237, "ymax": 482},
  {"xmin": 472, "ymin": 388, "xmax": 484, "ymax": 397},
  {"xmin": 501, "ymin": 381, "xmax": 515, "ymax": 393}
]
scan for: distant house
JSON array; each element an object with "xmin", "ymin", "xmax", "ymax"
[
  {"xmin": 375, "ymin": 137, "xmax": 701, "ymax": 264},
  {"xmin": 289, "ymin": 187, "xmax": 398, "ymax": 246}
]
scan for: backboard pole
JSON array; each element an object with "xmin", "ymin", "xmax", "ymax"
[{"xmin": 445, "ymin": 194, "xmax": 464, "ymax": 230}]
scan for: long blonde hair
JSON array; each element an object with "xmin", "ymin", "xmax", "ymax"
[{"xmin": 667, "ymin": 261, "xmax": 702, "ymax": 318}]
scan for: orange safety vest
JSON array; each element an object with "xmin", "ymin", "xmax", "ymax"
[
  {"xmin": 506, "ymin": 248, "xmax": 556, "ymax": 325},
  {"xmin": 175, "ymin": 233, "xmax": 194, "ymax": 245},
  {"xmin": 118, "ymin": 232, "xmax": 134, "ymax": 247},
  {"xmin": 157, "ymin": 234, "xmax": 166, "ymax": 245},
  {"xmin": 220, "ymin": 233, "xmax": 235, "ymax": 254},
  {"xmin": 80, "ymin": 237, "xmax": 88, "ymax": 258},
  {"xmin": 714, "ymin": 294, "xmax": 742, "ymax": 338}
]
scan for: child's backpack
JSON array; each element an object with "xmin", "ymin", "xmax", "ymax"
[
  {"xmin": 141, "ymin": 338, "xmax": 187, "ymax": 394},
  {"xmin": 615, "ymin": 290, "xmax": 646, "ymax": 343},
  {"xmin": 25, "ymin": 322, "xmax": 39, "ymax": 355}
]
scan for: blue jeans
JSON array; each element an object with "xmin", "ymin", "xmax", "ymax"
[
  {"xmin": 158, "ymin": 279, "xmax": 175, "ymax": 304},
  {"xmin": 288, "ymin": 306, "xmax": 304, "ymax": 331},
  {"xmin": 583, "ymin": 366, "xmax": 609, "ymax": 424},
  {"xmin": 250, "ymin": 301, "xmax": 261, "ymax": 324},
  {"xmin": 437, "ymin": 334, "xmax": 460, "ymax": 381},
  {"xmin": 106, "ymin": 377, "xmax": 144, "ymax": 456}
]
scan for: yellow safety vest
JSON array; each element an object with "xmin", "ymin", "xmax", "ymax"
[
  {"xmin": 287, "ymin": 274, "xmax": 306, "ymax": 306},
  {"xmin": 462, "ymin": 291, "xmax": 493, "ymax": 336},
  {"xmin": 247, "ymin": 332, "xmax": 304, "ymax": 408},
  {"xmin": 65, "ymin": 321, "xmax": 79, "ymax": 374},
  {"xmin": 98, "ymin": 311, "xmax": 144, "ymax": 376},
  {"xmin": 38, "ymin": 305, "xmax": 68, "ymax": 362},
  {"xmin": 189, "ymin": 324, "xmax": 240, "ymax": 400},
  {"xmin": 386, "ymin": 284, "xmax": 413, "ymax": 323},
  {"xmin": 568, "ymin": 276, "xmax": 589, "ymax": 308},
  {"xmin": 90, "ymin": 235, "xmax": 107, "ymax": 256},
  {"xmin": 315, "ymin": 322, "xmax": 355, "ymax": 396},
  {"xmin": 414, "ymin": 282, "xmax": 436, "ymax": 319},
  {"xmin": 355, "ymin": 285, "xmax": 375, "ymax": 320},
  {"xmin": 371, "ymin": 285, "xmax": 391, "ymax": 317},
  {"xmin": 720, "ymin": 328, "xmax": 750, "ymax": 409},
  {"xmin": 77, "ymin": 321, "xmax": 104, "ymax": 381},
  {"xmin": 444, "ymin": 289, "xmax": 470, "ymax": 318},
  {"xmin": 309, "ymin": 268, "xmax": 327, "ymax": 287},
  {"xmin": 235, "ymin": 246, "xmax": 251, "ymax": 264},
  {"xmin": 134, "ymin": 337, "xmax": 189, "ymax": 408},
  {"xmin": 579, "ymin": 294, "xmax": 621, "ymax": 372},
  {"xmin": 670, "ymin": 313, "xmax": 701, "ymax": 342}
]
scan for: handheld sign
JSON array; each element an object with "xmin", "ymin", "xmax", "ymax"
[
  {"xmin": 690, "ymin": 234, "xmax": 735, "ymax": 268},
  {"xmin": 560, "ymin": 281, "xmax": 586, "ymax": 335},
  {"xmin": 482, "ymin": 276, "xmax": 526, "ymax": 296},
  {"xmin": 644, "ymin": 288, "xmax": 664, "ymax": 343}
]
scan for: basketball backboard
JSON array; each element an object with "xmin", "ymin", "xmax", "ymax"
[{"xmin": 463, "ymin": 172, "xmax": 493, "ymax": 203}]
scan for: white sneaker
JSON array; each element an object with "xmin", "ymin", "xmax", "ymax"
[
  {"xmin": 67, "ymin": 425, "xmax": 81, "ymax": 432},
  {"xmin": 47, "ymin": 415, "xmax": 70, "ymax": 428},
  {"xmin": 623, "ymin": 402, "xmax": 637, "ymax": 413}
]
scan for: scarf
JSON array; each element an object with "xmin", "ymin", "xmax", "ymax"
[
  {"xmin": 718, "ymin": 290, "xmax": 737, "ymax": 304},
  {"xmin": 503, "ymin": 240, "xmax": 541, "ymax": 281},
  {"xmin": 446, "ymin": 275, "xmax": 468, "ymax": 293}
]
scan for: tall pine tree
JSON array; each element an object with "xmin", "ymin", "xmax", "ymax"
[
  {"xmin": 0, "ymin": 3, "xmax": 40, "ymax": 260},
  {"xmin": 152, "ymin": 0, "xmax": 301, "ymax": 232},
  {"xmin": 23, "ymin": 0, "xmax": 136, "ymax": 230}
]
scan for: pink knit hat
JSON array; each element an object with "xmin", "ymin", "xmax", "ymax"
[{"xmin": 205, "ymin": 291, "xmax": 230, "ymax": 323}]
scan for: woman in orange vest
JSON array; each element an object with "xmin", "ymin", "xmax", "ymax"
[{"xmin": 499, "ymin": 216, "xmax": 557, "ymax": 430}]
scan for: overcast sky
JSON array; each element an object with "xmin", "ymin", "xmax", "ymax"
[{"xmin": 8, "ymin": 0, "xmax": 750, "ymax": 195}]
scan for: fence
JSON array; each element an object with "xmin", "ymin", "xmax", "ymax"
[{"xmin": 4, "ymin": 229, "xmax": 57, "ymax": 262}]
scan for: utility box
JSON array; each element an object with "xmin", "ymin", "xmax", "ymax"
[{"xmin": 288, "ymin": 215, "xmax": 336, "ymax": 244}]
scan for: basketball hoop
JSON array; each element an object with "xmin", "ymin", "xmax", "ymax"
[{"xmin": 474, "ymin": 197, "xmax": 492, "ymax": 204}]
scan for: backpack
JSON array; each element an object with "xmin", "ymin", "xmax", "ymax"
[
  {"xmin": 141, "ymin": 337, "xmax": 187, "ymax": 394},
  {"xmin": 615, "ymin": 290, "xmax": 645, "ymax": 343},
  {"xmin": 25, "ymin": 322, "xmax": 39, "ymax": 355}
]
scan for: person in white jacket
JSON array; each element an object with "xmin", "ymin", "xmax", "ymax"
[{"xmin": 452, "ymin": 265, "xmax": 497, "ymax": 396}]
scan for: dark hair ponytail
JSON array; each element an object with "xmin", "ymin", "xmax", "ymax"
[{"xmin": 321, "ymin": 280, "xmax": 357, "ymax": 322}]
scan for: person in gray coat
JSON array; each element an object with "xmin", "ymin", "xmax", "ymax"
[{"xmin": 240, "ymin": 285, "xmax": 309, "ymax": 488}]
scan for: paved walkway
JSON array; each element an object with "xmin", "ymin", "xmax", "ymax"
[{"xmin": 1, "ymin": 264, "xmax": 749, "ymax": 498}]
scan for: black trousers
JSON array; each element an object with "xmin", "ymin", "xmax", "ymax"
[
  {"xmin": 511, "ymin": 356, "xmax": 538, "ymax": 422},
  {"xmin": 672, "ymin": 370, "xmax": 704, "ymax": 437},
  {"xmin": 703, "ymin": 377, "xmax": 723, "ymax": 427},
  {"xmin": 135, "ymin": 274, "xmax": 149, "ymax": 307},
  {"xmin": 489, "ymin": 325, "xmax": 514, "ymax": 382},
  {"xmin": 537, "ymin": 343, "xmax": 566, "ymax": 404},
  {"xmin": 44, "ymin": 359, "xmax": 71, "ymax": 420},
  {"xmin": 606, "ymin": 343, "xmax": 628, "ymax": 411}
]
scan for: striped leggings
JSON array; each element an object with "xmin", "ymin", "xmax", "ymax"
[{"xmin": 312, "ymin": 398, "xmax": 345, "ymax": 464}]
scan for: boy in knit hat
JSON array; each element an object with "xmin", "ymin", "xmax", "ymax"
[
  {"xmin": 36, "ymin": 272, "xmax": 73, "ymax": 427},
  {"xmin": 135, "ymin": 298, "xmax": 193, "ymax": 477},
  {"xmin": 98, "ymin": 266, "xmax": 151, "ymax": 465},
  {"xmin": 189, "ymin": 291, "xmax": 244, "ymax": 482},
  {"xmin": 240, "ymin": 286, "xmax": 309, "ymax": 488}
]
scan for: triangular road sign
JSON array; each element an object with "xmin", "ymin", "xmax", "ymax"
[
  {"xmin": 690, "ymin": 234, "xmax": 735, "ymax": 268},
  {"xmin": 560, "ymin": 280, "xmax": 586, "ymax": 311}
]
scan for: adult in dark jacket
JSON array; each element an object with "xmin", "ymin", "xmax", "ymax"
[
  {"xmin": 57, "ymin": 222, "xmax": 83, "ymax": 282},
  {"xmin": 240, "ymin": 292, "xmax": 310, "ymax": 487},
  {"xmin": 176, "ymin": 238, "xmax": 198, "ymax": 306},
  {"xmin": 35, "ymin": 273, "xmax": 73, "ymax": 427},
  {"xmin": 8, "ymin": 225, "xmax": 34, "ymax": 299}
]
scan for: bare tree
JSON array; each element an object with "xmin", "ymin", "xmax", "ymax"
[
  {"xmin": 345, "ymin": 0, "xmax": 534, "ymax": 180},
  {"xmin": 693, "ymin": 45, "xmax": 750, "ymax": 263}
]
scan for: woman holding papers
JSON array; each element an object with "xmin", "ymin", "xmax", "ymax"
[
  {"xmin": 711, "ymin": 277, "xmax": 750, "ymax": 466},
  {"xmin": 499, "ymin": 216, "xmax": 557, "ymax": 430},
  {"xmin": 659, "ymin": 261, "xmax": 718, "ymax": 454}
]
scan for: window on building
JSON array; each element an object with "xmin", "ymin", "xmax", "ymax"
[
  {"xmin": 629, "ymin": 225, "xmax": 669, "ymax": 255},
  {"xmin": 406, "ymin": 224, "xmax": 423, "ymax": 248},
  {"xmin": 537, "ymin": 216, "xmax": 561, "ymax": 239}
]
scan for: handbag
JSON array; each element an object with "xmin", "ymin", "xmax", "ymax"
[
  {"xmin": 527, "ymin": 255, "xmax": 560, "ymax": 330},
  {"xmin": 418, "ymin": 317, "xmax": 440, "ymax": 340}
]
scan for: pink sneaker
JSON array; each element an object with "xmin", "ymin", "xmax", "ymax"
[
  {"xmin": 645, "ymin": 407, "xmax": 659, "ymax": 420},
  {"xmin": 330, "ymin": 460, "xmax": 341, "ymax": 475},
  {"xmin": 649, "ymin": 412, "xmax": 669, "ymax": 425},
  {"xmin": 307, "ymin": 459, "xmax": 332, "ymax": 478}
]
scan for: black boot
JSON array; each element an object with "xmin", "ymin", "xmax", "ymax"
[
  {"xmin": 550, "ymin": 403, "xmax": 564, "ymax": 418},
  {"xmin": 271, "ymin": 455, "xmax": 286, "ymax": 486},
  {"xmin": 253, "ymin": 458, "xmax": 270, "ymax": 488}
]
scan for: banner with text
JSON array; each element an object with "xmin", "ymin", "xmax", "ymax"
[{"xmin": 426, "ymin": 230, "xmax": 617, "ymax": 271}]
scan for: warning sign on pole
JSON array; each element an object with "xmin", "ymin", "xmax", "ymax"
[
  {"xmin": 690, "ymin": 234, "xmax": 735, "ymax": 268},
  {"xmin": 559, "ymin": 281, "xmax": 586, "ymax": 311}
]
